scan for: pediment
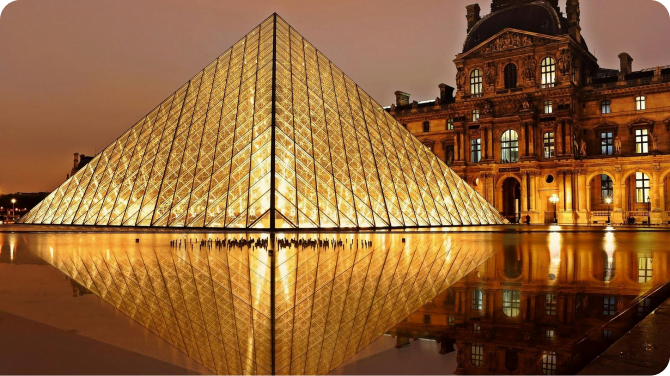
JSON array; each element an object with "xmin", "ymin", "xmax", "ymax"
[
  {"xmin": 460, "ymin": 28, "xmax": 565, "ymax": 59},
  {"xmin": 627, "ymin": 118, "xmax": 655, "ymax": 133}
]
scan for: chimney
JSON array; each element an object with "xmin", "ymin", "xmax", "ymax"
[
  {"xmin": 566, "ymin": 0, "xmax": 581, "ymax": 43},
  {"xmin": 438, "ymin": 84, "xmax": 455, "ymax": 104},
  {"xmin": 466, "ymin": 4, "xmax": 481, "ymax": 33},
  {"xmin": 394, "ymin": 91, "xmax": 411, "ymax": 106},
  {"xmin": 73, "ymin": 153, "xmax": 79, "ymax": 169},
  {"xmin": 618, "ymin": 53, "xmax": 633, "ymax": 76}
]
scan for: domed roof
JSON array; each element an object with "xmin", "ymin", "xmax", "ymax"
[{"xmin": 463, "ymin": 1, "xmax": 566, "ymax": 53}]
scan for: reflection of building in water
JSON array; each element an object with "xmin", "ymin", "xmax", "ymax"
[{"xmin": 390, "ymin": 236, "xmax": 668, "ymax": 374}]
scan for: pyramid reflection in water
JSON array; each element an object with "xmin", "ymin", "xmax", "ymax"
[
  {"xmin": 43, "ymin": 233, "xmax": 495, "ymax": 375},
  {"xmin": 21, "ymin": 14, "xmax": 505, "ymax": 229}
]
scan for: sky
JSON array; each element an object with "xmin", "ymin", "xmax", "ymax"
[{"xmin": 0, "ymin": 0, "xmax": 669, "ymax": 194}]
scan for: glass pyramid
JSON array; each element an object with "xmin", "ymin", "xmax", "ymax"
[
  {"xmin": 20, "ymin": 14, "xmax": 506, "ymax": 229},
  {"xmin": 39, "ymin": 232, "xmax": 497, "ymax": 375}
]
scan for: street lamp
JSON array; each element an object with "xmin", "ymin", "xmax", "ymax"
[
  {"xmin": 10, "ymin": 198, "xmax": 16, "ymax": 220},
  {"xmin": 550, "ymin": 194, "xmax": 559, "ymax": 224},
  {"xmin": 604, "ymin": 197, "xmax": 613, "ymax": 225},
  {"xmin": 647, "ymin": 196, "xmax": 651, "ymax": 226}
]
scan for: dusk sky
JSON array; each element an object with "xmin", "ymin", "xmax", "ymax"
[{"xmin": 1, "ymin": 0, "xmax": 669, "ymax": 194}]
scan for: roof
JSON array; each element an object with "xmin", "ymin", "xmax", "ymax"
[{"xmin": 462, "ymin": 1, "xmax": 588, "ymax": 53}]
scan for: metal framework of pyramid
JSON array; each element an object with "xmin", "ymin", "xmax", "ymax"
[{"xmin": 20, "ymin": 14, "xmax": 505, "ymax": 229}]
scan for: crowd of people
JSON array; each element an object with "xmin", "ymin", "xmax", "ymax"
[{"xmin": 168, "ymin": 236, "xmax": 374, "ymax": 251}]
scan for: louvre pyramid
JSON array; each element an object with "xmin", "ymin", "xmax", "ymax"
[
  {"xmin": 40, "ymin": 232, "xmax": 496, "ymax": 375},
  {"xmin": 21, "ymin": 14, "xmax": 505, "ymax": 229}
]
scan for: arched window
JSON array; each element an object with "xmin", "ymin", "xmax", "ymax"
[
  {"xmin": 635, "ymin": 172, "xmax": 650, "ymax": 203},
  {"xmin": 470, "ymin": 69, "xmax": 483, "ymax": 96},
  {"xmin": 504, "ymin": 64, "xmax": 517, "ymax": 89},
  {"xmin": 600, "ymin": 175, "xmax": 613, "ymax": 202},
  {"xmin": 502, "ymin": 290, "xmax": 521, "ymax": 317},
  {"xmin": 500, "ymin": 130, "xmax": 519, "ymax": 163},
  {"xmin": 541, "ymin": 57, "xmax": 556, "ymax": 88}
]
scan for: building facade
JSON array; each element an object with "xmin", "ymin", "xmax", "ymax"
[
  {"xmin": 390, "ymin": 0, "xmax": 670, "ymax": 224},
  {"xmin": 389, "ymin": 240, "xmax": 668, "ymax": 374}
]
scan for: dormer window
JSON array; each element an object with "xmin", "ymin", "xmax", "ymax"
[{"xmin": 471, "ymin": 69, "xmax": 483, "ymax": 96}]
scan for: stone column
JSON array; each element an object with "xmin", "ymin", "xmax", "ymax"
[
  {"xmin": 558, "ymin": 171, "xmax": 565, "ymax": 212},
  {"xmin": 555, "ymin": 122, "xmax": 563, "ymax": 157},
  {"xmin": 576, "ymin": 170, "xmax": 589, "ymax": 224},
  {"xmin": 652, "ymin": 166, "xmax": 663, "ymax": 224},
  {"xmin": 615, "ymin": 167, "xmax": 625, "ymax": 223},
  {"xmin": 454, "ymin": 131, "xmax": 461, "ymax": 162},
  {"xmin": 521, "ymin": 173, "xmax": 529, "ymax": 213},
  {"xmin": 488, "ymin": 128, "xmax": 494, "ymax": 161},
  {"xmin": 481, "ymin": 127, "xmax": 488, "ymax": 160},
  {"xmin": 528, "ymin": 124, "xmax": 535, "ymax": 157},
  {"xmin": 519, "ymin": 125, "xmax": 527, "ymax": 158}
]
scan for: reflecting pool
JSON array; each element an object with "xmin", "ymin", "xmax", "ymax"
[{"xmin": 0, "ymin": 228, "xmax": 668, "ymax": 375}]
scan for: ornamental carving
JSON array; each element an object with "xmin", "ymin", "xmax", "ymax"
[
  {"xmin": 456, "ymin": 67, "xmax": 466, "ymax": 91},
  {"xmin": 524, "ymin": 55, "xmax": 537, "ymax": 81},
  {"xmin": 558, "ymin": 49, "xmax": 573, "ymax": 76},
  {"xmin": 485, "ymin": 62, "xmax": 497, "ymax": 86},
  {"xmin": 483, "ymin": 32, "xmax": 533, "ymax": 54},
  {"xmin": 494, "ymin": 96, "xmax": 525, "ymax": 117}
]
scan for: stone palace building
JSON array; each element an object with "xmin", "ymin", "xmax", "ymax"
[{"xmin": 389, "ymin": 0, "xmax": 670, "ymax": 224}]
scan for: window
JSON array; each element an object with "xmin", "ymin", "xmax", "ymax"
[
  {"xmin": 447, "ymin": 118, "xmax": 454, "ymax": 130},
  {"xmin": 545, "ymin": 293, "xmax": 557, "ymax": 316},
  {"xmin": 603, "ymin": 296, "xmax": 616, "ymax": 316},
  {"xmin": 635, "ymin": 172, "xmax": 650, "ymax": 203},
  {"xmin": 542, "ymin": 351, "xmax": 557, "ymax": 375},
  {"xmin": 471, "ymin": 344, "xmax": 484, "ymax": 367},
  {"xmin": 546, "ymin": 330, "xmax": 555, "ymax": 340},
  {"xmin": 635, "ymin": 129, "xmax": 649, "ymax": 154},
  {"xmin": 472, "ymin": 109, "xmax": 480, "ymax": 121},
  {"xmin": 501, "ymin": 130, "xmax": 519, "ymax": 164},
  {"xmin": 639, "ymin": 257, "xmax": 653, "ymax": 283},
  {"xmin": 544, "ymin": 100, "xmax": 553, "ymax": 114},
  {"xmin": 601, "ymin": 132, "xmax": 614, "ymax": 155},
  {"xmin": 502, "ymin": 290, "xmax": 521, "ymax": 317},
  {"xmin": 636, "ymin": 96, "xmax": 646, "ymax": 111},
  {"xmin": 448, "ymin": 316, "xmax": 455, "ymax": 326},
  {"xmin": 504, "ymin": 63, "xmax": 518, "ymax": 89},
  {"xmin": 601, "ymin": 175, "xmax": 613, "ymax": 203},
  {"xmin": 471, "ymin": 139, "xmax": 481, "ymax": 163},
  {"xmin": 541, "ymin": 57, "xmax": 556, "ymax": 88},
  {"xmin": 473, "ymin": 289, "xmax": 483, "ymax": 310},
  {"xmin": 470, "ymin": 69, "xmax": 483, "ymax": 96},
  {"xmin": 638, "ymin": 298, "xmax": 653, "ymax": 318},
  {"xmin": 423, "ymin": 121, "xmax": 430, "ymax": 133},
  {"xmin": 602, "ymin": 100, "xmax": 611, "ymax": 114},
  {"xmin": 423, "ymin": 314, "xmax": 431, "ymax": 324},
  {"xmin": 603, "ymin": 330, "xmax": 613, "ymax": 339},
  {"xmin": 543, "ymin": 132, "xmax": 555, "ymax": 158},
  {"xmin": 473, "ymin": 323, "xmax": 481, "ymax": 333}
]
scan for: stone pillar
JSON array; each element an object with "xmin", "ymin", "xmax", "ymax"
[
  {"xmin": 520, "ymin": 125, "xmax": 527, "ymax": 158},
  {"xmin": 481, "ymin": 127, "xmax": 489, "ymax": 160},
  {"xmin": 521, "ymin": 173, "xmax": 529, "ymax": 213},
  {"xmin": 613, "ymin": 167, "xmax": 625, "ymax": 224},
  {"xmin": 454, "ymin": 131, "xmax": 461, "ymax": 162},
  {"xmin": 559, "ymin": 171, "xmax": 575, "ymax": 224},
  {"xmin": 488, "ymin": 128, "xmax": 494, "ymax": 161},
  {"xmin": 558, "ymin": 171, "xmax": 565, "ymax": 213},
  {"xmin": 652, "ymin": 167, "xmax": 663, "ymax": 224},
  {"xmin": 576, "ymin": 170, "xmax": 589, "ymax": 224},
  {"xmin": 555, "ymin": 122, "xmax": 563, "ymax": 157},
  {"xmin": 529, "ymin": 172, "xmax": 538, "ymax": 223},
  {"xmin": 528, "ymin": 125, "xmax": 535, "ymax": 156}
]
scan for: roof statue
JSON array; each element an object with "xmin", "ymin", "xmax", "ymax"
[{"xmin": 20, "ymin": 14, "xmax": 505, "ymax": 229}]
